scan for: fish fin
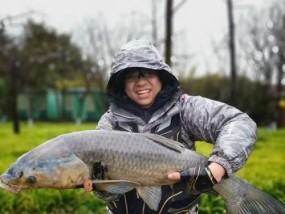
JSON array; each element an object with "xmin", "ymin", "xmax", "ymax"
[
  {"xmin": 92, "ymin": 180, "xmax": 139, "ymax": 194},
  {"xmin": 93, "ymin": 190, "xmax": 121, "ymax": 202},
  {"xmin": 142, "ymin": 133, "xmax": 185, "ymax": 153},
  {"xmin": 136, "ymin": 186, "xmax": 162, "ymax": 211},
  {"xmin": 218, "ymin": 176, "xmax": 285, "ymax": 214}
]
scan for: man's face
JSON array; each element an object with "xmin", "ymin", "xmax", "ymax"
[{"xmin": 124, "ymin": 68, "xmax": 162, "ymax": 108}]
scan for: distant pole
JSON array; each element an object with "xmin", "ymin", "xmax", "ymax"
[
  {"xmin": 10, "ymin": 60, "xmax": 20, "ymax": 134},
  {"xmin": 165, "ymin": 0, "xmax": 173, "ymax": 66},
  {"xmin": 151, "ymin": 0, "xmax": 158, "ymax": 45},
  {"xmin": 227, "ymin": 0, "xmax": 237, "ymax": 106}
]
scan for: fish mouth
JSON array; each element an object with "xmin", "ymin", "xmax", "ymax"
[{"xmin": 0, "ymin": 180, "xmax": 22, "ymax": 194}]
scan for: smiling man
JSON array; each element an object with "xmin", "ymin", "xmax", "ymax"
[
  {"xmin": 94, "ymin": 39, "xmax": 257, "ymax": 214},
  {"xmin": 124, "ymin": 69, "xmax": 162, "ymax": 108}
]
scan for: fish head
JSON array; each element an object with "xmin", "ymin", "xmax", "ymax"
[{"xmin": 0, "ymin": 154, "xmax": 90, "ymax": 193}]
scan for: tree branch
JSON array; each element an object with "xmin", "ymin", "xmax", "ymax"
[{"xmin": 173, "ymin": 0, "xmax": 187, "ymax": 14}]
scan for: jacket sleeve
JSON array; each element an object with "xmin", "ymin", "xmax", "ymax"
[
  {"xmin": 180, "ymin": 95, "xmax": 257, "ymax": 175},
  {"xmin": 96, "ymin": 110, "xmax": 114, "ymax": 131}
]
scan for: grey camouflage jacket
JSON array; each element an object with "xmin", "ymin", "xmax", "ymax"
[{"xmin": 97, "ymin": 39, "xmax": 257, "ymax": 176}]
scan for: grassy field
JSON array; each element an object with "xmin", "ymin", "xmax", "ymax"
[{"xmin": 0, "ymin": 122, "xmax": 284, "ymax": 213}]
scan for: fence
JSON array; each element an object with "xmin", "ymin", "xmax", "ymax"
[{"xmin": 17, "ymin": 88, "xmax": 108, "ymax": 122}]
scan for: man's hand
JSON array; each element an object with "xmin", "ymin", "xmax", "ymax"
[{"xmin": 168, "ymin": 163, "xmax": 225, "ymax": 194}]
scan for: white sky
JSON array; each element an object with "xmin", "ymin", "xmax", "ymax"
[{"xmin": 0, "ymin": 0, "xmax": 263, "ymax": 75}]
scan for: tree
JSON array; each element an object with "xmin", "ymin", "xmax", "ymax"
[
  {"xmin": 0, "ymin": 19, "xmax": 22, "ymax": 132},
  {"xmin": 19, "ymin": 21, "xmax": 83, "ymax": 88},
  {"xmin": 269, "ymin": 1, "xmax": 285, "ymax": 126},
  {"xmin": 74, "ymin": 14, "xmax": 153, "ymax": 89},
  {"xmin": 0, "ymin": 25, "xmax": 13, "ymax": 77},
  {"xmin": 237, "ymin": 0, "xmax": 285, "ymax": 126},
  {"xmin": 16, "ymin": 20, "xmax": 84, "ymax": 124},
  {"xmin": 179, "ymin": 73, "xmax": 268, "ymax": 124},
  {"xmin": 164, "ymin": 0, "xmax": 187, "ymax": 66},
  {"xmin": 0, "ymin": 26, "xmax": 10, "ymax": 119},
  {"xmin": 165, "ymin": 0, "xmax": 173, "ymax": 66},
  {"xmin": 227, "ymin": 0, "xmax": 237, "ymax": 106}
]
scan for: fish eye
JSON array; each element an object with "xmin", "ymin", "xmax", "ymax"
[{"xmin": 26, "ymin": 176, "xmax": 37, "ymax": 184}]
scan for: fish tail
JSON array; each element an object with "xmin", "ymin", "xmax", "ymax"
[{"xmin": 215, "ymin": 176, "xmax": 285, "ymax": 214}]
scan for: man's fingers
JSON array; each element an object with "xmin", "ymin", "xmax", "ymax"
[
  {"xmin": 83, "ymin": 179, "xmax": 93, "ymax": 192},
  {"xmin": 167, "ymin": 172, "xmax": 181, "ymax": 180}
]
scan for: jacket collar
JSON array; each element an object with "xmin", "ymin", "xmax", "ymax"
[{"xmin": 109, "ymin": 89, "xmax": 182, "ymax": 125}]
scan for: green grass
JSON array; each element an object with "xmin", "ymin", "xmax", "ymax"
[{"xmin": 0, "ymin": 123, "xmax": 284, "ymax": 213}]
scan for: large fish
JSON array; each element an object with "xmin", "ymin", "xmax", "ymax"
[{"xmin": 0, "ymin": 130, "xmax": 284, "ymax": 213}]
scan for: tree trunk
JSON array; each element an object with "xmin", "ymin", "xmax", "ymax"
[
  {"xmin": 227, "ymin": 0, "xmax": 237, "ymax": 106},
  {"xmin": 10, "ymin": 60, "xmax": 20, "ymax": 134},
  {"xmin": 165, "ymin": 0, "xmax": 173, "ymax": 66}
]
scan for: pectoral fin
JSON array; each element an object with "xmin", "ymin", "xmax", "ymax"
[
  {"xmin": 136, "ymin": 186, "xmax": 162, "ymax": 211},
  {"xmin": 92, "ymin": 180, "xmax": 162, "ymax": 211},
  {"xmin": 92, "ymin": 180, "xmax": 139, "ymax": 194}
]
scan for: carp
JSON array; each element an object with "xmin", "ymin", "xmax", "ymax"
[{"xmin": 0, "ymin": 130, "xmax": 284, "ymax": 213}]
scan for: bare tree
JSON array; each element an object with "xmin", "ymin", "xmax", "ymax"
[
  {"xmin": 227, "ymin": 0, "xmax": 237, "ymax": 106},
  {"xmin": 0, "ymin": 12, "xmax": 35, "ymax": 133},
  {"xmin": 165, "ymin": 0, "xmax": 173, "ymax": 66},
  {"xmin": 151, "ymin": 0, "xmax": 158, "ymax": 44},
  {"xmin": 236, "ymin": 0, "xmax": 285, "ymax": 126},
  {"xmin": 75, "ymin": 13, "xmax": 153, "ymax": 85},
  {"xmin": 238, "ymin": 1, "xmax": 285, "ymax": 84},
  {"xmin": 164, "ymin": 0, "xmax": 187, "ymax": 66}
]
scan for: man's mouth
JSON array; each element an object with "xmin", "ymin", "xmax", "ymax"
[{"xmin": 137, "ymin": 89, "xmax": 151, "ymax": 95}]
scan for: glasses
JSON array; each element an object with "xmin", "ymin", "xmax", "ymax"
[{"xmin": 125, "ymin": 69, "xmax": 157, "ymax": 81}]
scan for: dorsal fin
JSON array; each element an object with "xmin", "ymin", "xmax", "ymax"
[{"xmin": 141, "ymin": 133, "xmax": 185, "ymax": 153}]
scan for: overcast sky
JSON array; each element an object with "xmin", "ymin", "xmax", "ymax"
[{"xmin": 0, "ymin": 0, "xmax": 264, "ymax": 75}]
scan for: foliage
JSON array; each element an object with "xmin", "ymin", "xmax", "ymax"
[
  {"xmin": 0, "ymin": 123, "xmax": 284, "ymax": 213},
  {"xmin": 0, "ymin": 78, "xmax": 5, "ymax": 116},
  {"xmin": 179, "ymin": 73, "xmax": 230, "ymax": 102},
  {"xmin": 0, "ymin": 26, "xmax": 17, "ymax": 119},
  {"xmin": 179, "ymin": 73, "xmax": 276, "ymax": 125},
  {"xmin": 1, "ymin": 20, "xmax": 109, "ymax": 122},
  {"xmin": 18, "ymin": 20, "xmax": 84, "ymax": 91},
  {"xmin": 237, "ymin": 0, "xmax": 285, "ymax": 88},
  {"xmin": 0, "ymin": 26, "xmax": 14, "ymax": 77},
  {"xmin": 4, "ymin": 21, "xmax": 97, "ymax": 122},
  {"xmin": 236, "ymin": 0, "xmax": 285, "ymax": 128}
]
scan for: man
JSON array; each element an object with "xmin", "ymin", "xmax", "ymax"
[{"xmin": 95, "ymin": 39, "xmax": 257, "ymax": 213}]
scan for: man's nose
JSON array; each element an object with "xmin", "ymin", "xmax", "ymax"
[{"xmin": 136, "ymin": 76, "xmax": 147, "ymax": 84}]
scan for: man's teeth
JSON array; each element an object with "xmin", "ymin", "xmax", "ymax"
[{"xmin": 137, "ymin": 90, "xmax": 150, "ymax": 95}]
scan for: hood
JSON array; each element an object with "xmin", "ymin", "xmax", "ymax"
[{"xmin": 107, "ymin": 39, "xmax": 179, "ymax": 100}]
